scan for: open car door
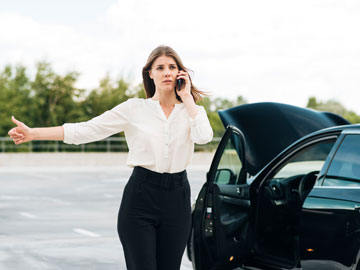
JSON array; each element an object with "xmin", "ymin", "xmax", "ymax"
[
  {"xmin": 192, "ymin": 125, "xmax": 252, "ymax": 270},
  {"xmin": 190, "ymin": 102, "xmax": 351, "ymax": 270}
]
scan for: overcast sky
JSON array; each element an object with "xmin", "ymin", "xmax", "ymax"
[{"xmin": 1, "ymin": 0, "xmax": 359, "ymax": 113}]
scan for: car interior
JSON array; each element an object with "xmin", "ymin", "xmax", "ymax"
[
  {"xmin": 196, "ymin": 128, "xmax": 360, "ymax": 269},
  {"xmin": 253, "ymin": 139, "xmax": 336, "ymax": 265},
  {"xmin": 199, "ymin": 133, "xmax": 337, "ymax": 268}
]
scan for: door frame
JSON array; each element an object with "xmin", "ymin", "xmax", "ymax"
[{"xmin": 193, "ymin": 125, "xmax": 249, "ymax": 269}]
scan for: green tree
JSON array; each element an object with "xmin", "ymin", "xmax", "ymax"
[
  {"xmin": 199, "ymin": 95, "xmax": 247, "ymax": 137},
  {"xmin": 306, "ymin": 97, "xmax": 360, "ymax": 123},
  {"xmin": 0, "ymin": 65, "xmax": 33, "ymax": 136},
  {"xmin": 306, "ymin": 97, "xmax": 318, "ymax": 109},
  {"xmin": 31, "ymin": 62, "xmax": 85, "ymax": 127},
  {"xmin": 82, "ymin": 75, "xmax": 133, "ymax": 120},
  {"xmin": 0, "ymin": 61, "xmax": 249, "ymax": 151}
]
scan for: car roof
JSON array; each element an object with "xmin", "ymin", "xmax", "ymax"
[{"xmin": 218, "ymin": 102, "xmax": 351, "ymax": 176}]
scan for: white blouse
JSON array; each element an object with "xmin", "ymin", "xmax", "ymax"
[{"xmin": 63, "ymin": 98, "xmax": 213, "ymax": 173}]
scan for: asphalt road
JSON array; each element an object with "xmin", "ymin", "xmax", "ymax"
[{"xmin": 0, "ymin": 166, "xmax": 208, "ymax": 270}]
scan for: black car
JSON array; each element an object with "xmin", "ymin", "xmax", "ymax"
[{"xmin": 187, "ymin": 102, "xmax": 360, "ymax": 270}]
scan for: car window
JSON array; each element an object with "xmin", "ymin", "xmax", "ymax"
[
  {"xmin": 322, "ymin": 134, "xmax": 360, "ymax": 187},
  {"xmin": 214, "ymin": 133, "xmax": 243, "ymax": 185},
  {"xmin": 273, "ymin": 139, "xmax": 336, "ymax": 180}
]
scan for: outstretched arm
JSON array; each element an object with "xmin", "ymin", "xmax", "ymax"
[{"xmin": 8, "ymin": 116, "xmax": 64, "ymax": 145}]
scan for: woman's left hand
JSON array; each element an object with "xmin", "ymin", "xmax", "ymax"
[{"xmin": 176, "ymin": 70, "xmax": 192, "ymax": 99}]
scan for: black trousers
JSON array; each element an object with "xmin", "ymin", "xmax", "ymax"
[{"xmin": 117, "ymin": 166, "xmax": 191, "ymax": 270}]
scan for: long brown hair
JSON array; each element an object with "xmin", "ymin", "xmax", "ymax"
[{"xmin": 142, "ymin": 45, "xmax": 206, "ymax": 103}]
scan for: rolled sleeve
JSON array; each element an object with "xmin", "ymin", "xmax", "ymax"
[
  {"xmin": 189, "ymin": 106, "xmax": 213, "ymax": 144},
  {"xmin": 63, "ymin": 123, "xmax": 77, "ymax": 145}
]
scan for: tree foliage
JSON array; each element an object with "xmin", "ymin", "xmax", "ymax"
[
  {"xmin": 2, "ymin": 62, "xmax": 359, "ymax": 149},
  {"xmin": 0, "ymin": 65, "xmax": 33, "ymax": 136},
  {"xmin": 0, "ymin": 62, "xmax": 249, "ymax": 140},
  {"xmin": 31, "ymin": 62, "xmax": 85, "ymax": 127},
  {"xmin": 198, "ymin": 95, "xmax": 247, "ymax": 137},
  {"xmin": 306, "ymin": 97, "xmax": 360, "ymax": 123}
]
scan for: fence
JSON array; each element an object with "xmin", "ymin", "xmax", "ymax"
[{"xmin": 0, "ymin": 137, "xmax": 221, "ymax": 153}]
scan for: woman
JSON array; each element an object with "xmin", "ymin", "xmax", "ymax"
[{"xmin": 8, "ymin": 45, "xmax": 213, "ymax": 270}]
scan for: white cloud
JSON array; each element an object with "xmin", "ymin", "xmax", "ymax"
[{"xmin": 0, "ymin": 0, "xmax": 360, "ymax": 114}]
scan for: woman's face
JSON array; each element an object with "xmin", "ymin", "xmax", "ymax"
[{"xmin": 149, "ymin": 55, "xmax": 179, "ymax": 93}]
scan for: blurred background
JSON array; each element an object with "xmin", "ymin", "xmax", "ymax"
[{"xmin": 1, "ymin": 0, "xmax": 360, "ymax": 151}]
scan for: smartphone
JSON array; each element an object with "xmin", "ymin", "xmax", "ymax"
[{"xmin": 176, "ymin": 79, "xmax": 184, "ymax": 91}]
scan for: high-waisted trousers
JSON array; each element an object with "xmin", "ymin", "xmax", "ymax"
[{"xmin": 117, "ymin": 166, "xmax": 191, "ymax": 270}]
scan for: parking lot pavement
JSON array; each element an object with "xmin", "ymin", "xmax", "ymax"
[{"xmin": 0, "ymin": 166, "xmax": 208, "ymax": 270}]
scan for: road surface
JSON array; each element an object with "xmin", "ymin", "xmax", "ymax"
[{"xmin": 0, "ymin": 166, "xmax": 208, "ymax": 270}]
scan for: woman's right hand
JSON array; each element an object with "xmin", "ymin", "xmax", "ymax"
[{"xmin": 8, "ymin": 116, "xmax": 32, "ymax": 145}]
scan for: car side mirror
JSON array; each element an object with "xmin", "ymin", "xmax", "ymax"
[{"xmin": 215, "ymin": 168, "xmax": 235, "ymax": 184}]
